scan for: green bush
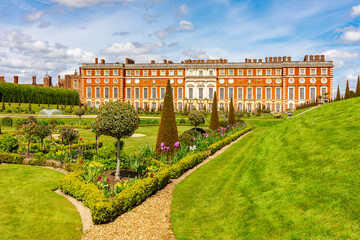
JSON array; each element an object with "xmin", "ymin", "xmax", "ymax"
[
  {"xmin": 0, "ymin": 134, "xmax": 19, "ymax": 153},
  {"xmin": 0, "ymin": 152, "xmax": 24, "ymax": 164},
  {"xmin": 1, "ymin": 117, "xmax": 13, "ymax": 126},
  {"xmin": 28, "ymin": 158, "xmax": 46, "ymax": 166},
  {"xmin": 169, "ymin": 151, "xmax": 211, "ymax": 179}
]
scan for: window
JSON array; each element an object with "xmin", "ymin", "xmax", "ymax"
[
  {"xmin": 189, "ymin": 103, "xmax": 193, "ymax": 111},
  {"xmin": 266, "ymin": 69, "xmax": 272, "ymax": 75},
  {"xmin": 276, "ymin": 88, "xmax": 281, "ymax": 100},
  {"xmin": 178, "ymin": 88, "xmax": 183, "ymax": 99},
  {"xmin": 247, "ymin": 69, "xmax": 252, "ymax": 75},
  {"xmin": 288, "ymin": 88, "xmax": 294, "ymax": 100},
  {"xmin": 160, "ymin": 88, "xmax": 165, "ymax": 99},
  {"xmin": 74, "ymin": 80, "xmax": 78, "ymax": 89},
  {"xmin": 289, "ymin": 103, "xmax": 294, "ymax": 110},
  {"xmin": 87, "ymin": 87, "xmax": 92, "ymax": 98},
  {"xmin": 299, "ymin": 88, "xmax": 305, "ymax": 100},
  {"xmin": 87, "ymin": 70, "xmax": 91, "ymax": 76},
  {"xmin": 152, "ymin": 88, "xmax": 157, "ymax": 99},
  {"xmin": 152, "ymin": 102, "xmax": 156, "ymax": 110},
  {"xmin": 310, "ymin": 68, "xmax": 316, "ymax": 75},
  {"xmin": 300, "ymin": 68, "xmax": 305, "ymax": 75},
  {"xmin": 113, "ymin": 87, "xmax": 118, "ymax": 99},
  {"xmin": 189, "ymin": 88, "xmax": 193, "ymax": 99},
  {"xmin": 96, "ymin": 87, "xmax": 100, "ymax": 98},
  {"xmin": 266, "ymin": 104, "xmax": 270, "ymax": 110},
  {"xmin": 126, "ymin": 88, "xmax": 131, "ymax": 99},
  {"xmin": 310, "ymin": 88, "xmax": 316, "ymax": 100},
  {"xmin": 209, "ymin": 70, "xmax": 214, "ymax": 76},
  {"xmin": 229, "ymin": 88, "xmax": 234, "ymax": 99},
  {"xmin": 178, "ymin": 103, "xmax": 182, "ymax": 111},
  {"xmin": 126, "ymin": 70, "xmax": 131, "ymax": 76},
  {"xmin": 135, "ymin": 103, "xmax": 140, "ymax": 110},
  {"xmin": 321, "ymin": 68, "xmax": 327, "ymax": 75},
  {"xmin": 160, "ymin": 70, "xmax": 165, "ymax": 76},
  {"xmin": 276, "ymin": 104, "xmax": 281, "ymax": 112},
  {"xmin": 266, "ymin": 88, "xmax": 271, "ymax": 100},
  {"xmin": 96, "ymin": 70, "xmax": 100, "ymax": 76},
  {"xmin": 238, "ymin": 69, "xmax": 243, "ymax": 75},
  {"xmin": 105, "ymin": 70, "xmax": 109, "ymax": 75},
  {"xmin": 256, "ymin": 88, "xmax": 262, "ymax": 99},
  {"xmin": 199, "ymin": 70, "xmax": 204, "ymax": 76},
  {"xmin": 288, "ymin": 68, "xmax": 294, "ymax": 75},
  {"xmin": 257, "ymin": 103, "xmax": 261, "ymax": 110},
  {"xmin": 199, "ymin": 88, "xmax": 203, "ymax": 99},
  {"xmin": 152, "ymin": 70, "xmax": 157, "ymax": 76},
  {"xmin": 169, "ymin": 70, "xmax": 174, "ymax": 76},
  {"xmin": 143, "ymin": 88, "xmax": 148, "ymax": 99},
  {"xmin": 237, "ymin": 88, "xmax": 243, "ymax": 100},
  {"xmin": 113, "ymin": 70, "xmax": 118, "ymax": 76},
  {"xmin": 247, "ymin": 103, "xmax": 252, "ymax": 112},
  {"xmin": 95, "ymin": 102, "xmax": 100, "ymax": 109},
  {"xmin": 198, "ymin": 103, "xmax": 203, "ymax": 110},
  {"xmin": 321, "ymin": 87, "xmax": 327, "ymax": 95},
  {"xmin": 134, "ymin": 70, "xmax": 140, "ymax": 76},
  {"xmin": 143, "ymin": 70, "xmax": 148, "ymax": 76},
  {"xmin": 238, "ymin": 104, "xmax": 242, "ymax": 111},
  {"xmin": 104, "ymin": 87, "xmax": 109, "ymax": 99},
  {"xmin": 135, "ymin": 88, "xmax": 140, "ymax": 99},
  {"xmin": 276, "ymin": 69, "xmax": 281, "ymax": 75},
  {"xmin": 177, "ymin": 70, "xmax": 183, "ymax": 76},
  {"xmin": 247, "ymin": 88, "xmax": 252, "ymax": 99},
  {"xmin": 257, "ymin": 69, "xmax": 262, "ymax": 75},
  {"xmin": 219, "ymin": 70, "xmax": 225, "ymax": 76},
  {"xmin": 219, "ymin": 88, "xmax": 225, "ymax": 99},
  {"xmin": 208, "ymin": 103, "xmax": 212, "ymax": 110},
  {"xmin": 228, "ymin": 69, "xmax": 234, "ymax": 75},
  {"xmin": 209, "ymin": 88, "xmax": 214, "ymax": 99}
]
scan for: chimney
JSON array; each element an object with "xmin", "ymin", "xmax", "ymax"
[
  {"xmin": 101, "ymin": 59, "xmax": 105, "ymax": 64},
  {"xmin": 163, "ymin": 59, "xmax": 167, "ymax": 64},
  {"xmin": 253, "ymin": 59, "xmax": 257, "ymax": 63},
  {"xmin": 258, "ymin": 59, "xmax": 262, "ymax": 63},
  {"xmin": 304, "ymin": 55, "xmax": 308, "ymax": 61},
  {"xmin": 211, "ymin": 60, "xmax": 215, "ymax": 63},
  {"xmin": 192, "ymin": 60, "xmax": 196, "ymax": 63},
  {"xmin": 219, "ymin": 58, "xmax": 223, "ymax": 63},
  {"xmin": 247, "ymin": 59, "xmax": 251, "ymax": 63},
  {"xmin": 310, "ymin": 55, "xmax": 314, "ymax": 61},
  {"xmin": 283, "ymin": 56, "xmax": 287, "ymax": 62},
  {"xmin": 181, "ymin": 61, "xmax": 184, "ymax": 64},
  {"xmin": 197, "ymin": 60, "xmax": 200, "ymax": 64},
  {"xmin": 95, "ymin": 58, "xmax": 98, "ymax": 64},
  {"xmin": 79, "ymin": 67, "xmax": 82, "ymax": 75},
  {"xmin": 32, "ymin": 76, "xmax": 36, "ymax": 85},
  {"xmin": 315, "ymin": 55, "xmax": 320, "ymax": 61},
  {"xmin": 269, "ymin": 57, "xmax": 273, "ymax": 62},
  {"xmin": 206, "ymin": 60, "xmax": 210, "ymax": 63},
  {"xmin": 14, "ymin": 76, "xmax": 18, "ymax": 84},
  {"xmin": 58, "ymin": 75, "xmax": 60, "ymax": 86},
  {"xmin": 278, "ymin": 56, "xmax": 281, "ymax": 62},
  {"xmin": 245, "ymin": 58, "xmax": 248, "ymax": 63},
  {"xmin": 224, "ymin": 59, "xmax": 228, "ymax": 63},
  {"xmin": 201, "ymin": 60, "xmax": 204, "ymax": 64},
  {"xmin": 320, "ymin": 55, "xmax": 325, "ymax": 61},
  {"xmin": 215, "ymin": 60, "xmax": 219, "ymax": 63},
  {"xmin": 288, "ymin": 56, "xmax": 291, "ymax": 62},
  {"xmin": 265, "ymin": 57, "xmax": 268, "ymax": 62},
  {"xmin": 0, "ymin": 76, "xmax": 4, "ymax": 82}
]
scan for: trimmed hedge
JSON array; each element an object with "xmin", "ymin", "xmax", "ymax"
[
  {"xmin": 49, "ymin": 141, "xmax": 103, "ymax": 153},
  {"xmin": 0, "ymin": 152, "xmax": 25, "ymax": 164}
]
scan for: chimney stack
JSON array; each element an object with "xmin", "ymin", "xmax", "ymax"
[
  {"xmin": 288, "ymin": 56, "xmax": 291, "ymax": 62},
  {"xmin": 304, "ymin": 55, "xmax": 309, "ymax": 61},
  {"xmin": 269, "ymin": 57, "xmax": 273, "ymax": 62},
  {"xmin": 265, "ymin": 57, "xmax": 268, "ymax": 62},
  {"xmin": 101, "ymin": 59, "xmax": 105, "ymax": 64},
  {"xmin": 253, "ymin": 59, "xmax": 257, "ymax": 63},
  {"xmin": 32, "ymin": 76, "xmax": 36, "ymax": 85},
  {"xmin": 14, "ymin": 76, "xmax": 18, "ymax": 84},
  {"xmin": 95, "ymin": 58, "xmax": 98, "ymax": 64},
  {"xmin": 151, "ymin": 60, "xmax": 155, "ymax": 64},
  {"xmin": 310, "ymin": 55, "xmax": 314, "ymax": 61},
  {"xmin": 79, "ymin": 67, "xmax": 82, "ymax": 75},
  {"xmin": 258, "ymin": 59, "xmax": 262, "ymax": 63},
  {"xmin": 224, "ymin": 59, "xmax": 228, "ymax": 63},
  {"xmin": 0, "ymin": 76, "xmax": 4, "ymax": 82},
  {"xmin": 320, "ymin": 55, "xmax": 325, "ymax": 61},
  {"xmin": 163, "ymin": 59, "xmax": 167, "ymax": 64}
]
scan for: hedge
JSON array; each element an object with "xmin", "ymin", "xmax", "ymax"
[
  {"xmin": 0, "ymin": 152, "xmax": 25, "ymax": 164},
  {"xmin": 48, "ymin": 141, "xmax": 103, "ymax": 153},
  {"xmin": 0, "ymin": 82, "xmax": 79, "ymax": 105}
]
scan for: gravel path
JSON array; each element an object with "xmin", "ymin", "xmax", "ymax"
[
  {"xmin": 289, "ymin": 105, "xmax": 322, "ymax": 119},
  {"xmin": 82, "ymin": 130, "xmax": 253, "ymax": 240}
]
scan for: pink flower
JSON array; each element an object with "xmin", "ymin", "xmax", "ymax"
[{"xmin": 79, "ymin": 138, "xmax": 82, "ymax": 141}]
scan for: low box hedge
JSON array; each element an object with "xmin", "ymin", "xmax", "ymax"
[{"xmin": 0, "ymin": 152, "xmax": 25, "ymax": 164}]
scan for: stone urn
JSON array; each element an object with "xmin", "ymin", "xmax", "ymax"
[{"xmin": 287, "ymin": 111, "xmax": 293, "ymax": 117}]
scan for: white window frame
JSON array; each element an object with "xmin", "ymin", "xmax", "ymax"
[
  {"xmin": 113, "ymin": 87, "xmax": 118, "ymax": 99},
  {"xmin": 321, "ymin": 68, "xmax": 327, "ymax": 75},
  {"xmin": 96, "ymin": 70, "xmax": 100, "ymax": 76},
  {"xmin": 247, "ymin": 69, "xmax": 252, "ymax": 75},
  {"xmin": 177, "ymin": 70, "xmax": 183, "ymax": 76},
  {"xmin": 134, "ymin": 70, "xmax": 140, "ymax": 76},
  {"xmin": 256, "ymin": 88, "xmax": 262, "ymax": 100},
  {"xmin": 104, "ymin": 70, "xmax": 109, "ymax": 76},
  {"xmin": 95, "ymin": 87, "xmax": 101, "ymax": 98},
  {"xmin": 288, "ymin": 87, "xmax": 294, "ymax": 100},
  {"xmin": 151, "ymin": 88, "xmax": 157, "ymax": 99},
  {"xmin": 177, "ymin": 87, "xmax": 183, "ymax": 99},
  {"xmin": 143, "ymin": 70, "xmax": 148, "ymax": 76},
  {"xmin": 219, "ymin": 70, "xmax": 225, "ymax": 76},
  {"xmin": 219, "ymin": 88, "xmax": 225, "ymax": 99},
  {"xmin": 87, "ymin": 87, "xmax": 92, "ymax": 98},
  {"xmin": 188, "ymin": 88, "xmax": 193, "ymax": 99},
  {"xmin": 104, "ymin": 87, "xmax": 109, "ymax": 99},
  {"xmin": 209, "ymin": 88, "xmax": 214, "ymax": 99},
  {"xmin": 113, "ymin": 70, "xmax": 118, "ymax": 76},
  {"xmin": 126, "ymin": 88, "xmax": 131, "ymax": 99},
  {"xmin": 310, "ymin": 87, "xmax": 316, "ymax": 100},
  {"xmin": 276, "ymin": 69, "xmax": 281, "ymax": 75},
  {"xmin": 160, "ymin": 88, "xmax": 166, "ymax": 99},
  {"xmin": 299, "ymin": 68, "xmax": 305, "ymax": 75},
  {"xmin": 198, "ymin": 88, "xmax": 203, "ymax": 99},
  {"xmin": 310, "ymin": 68, "xmax": 316, "ymax": 75},
  {"xmin": 152, "ymin": 70, "xmax": 157, "ymax": 76},
  {"xmin": 237, "ymin": 87, "xmax": 243, "ymax": 100},
  {"xmin": 275, "ymin": 88, "xmax": 281, "ymax": 100},
  {"xmin": 169, "ymin": 70, "xmax": 174, "ymax": 76},
  {"xmin": 87, "ymin": 70, "xmax": 91, "ymax": 76},
  {"xmin": 247, "ymin": 88, "xmax": 252, "ymax": 99},
  {"xmin": 299, "ymin": 87, "xmax": 305, "ymax": 100},
  {"xmin": 228, "ymin": 69, "xmax": 234, "ymax": 76},
  {"xmin": 143, "ymin": 88, "xmax": 148, "ymax": 99},
  {"xmin": 160, "ymin": 70, "xmax": 166, "ymax": 76},
  {"xmin": 288, "ymin": 68, "xmax": 295, "ymax": 75},
  {"xmin": 257, "ymin": 69, "xmax": 262, "ymax": 75},
  {"xmin": 126, "ymin": 70, "xmax": 131, "ymax": 76},
  {"xmin": 229, "ymin": 88, "xmax": 234, "ymax": 99},
  {"xmin": 266, "ymin": 88, "xmax": 271, "ymax": 100},
  {"xmin": 238, "ymin": 69, "xmax": 243, "ymax": 75},
  {"xmin": 266, "ymin": 69, "xmax": 272, "ymax": 75}
]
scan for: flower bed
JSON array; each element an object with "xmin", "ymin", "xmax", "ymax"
[{"xmin": 59, "ymin": 125, "xmax": 254, "ymax": 224}]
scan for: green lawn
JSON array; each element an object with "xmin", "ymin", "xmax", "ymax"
[
  {"xmin": 172, "ymin": 97, "xmax": 360, "ymax": 239},
  {"xmin": 0, "ymin": 164, "xmax": 82, "ymax": 240}
]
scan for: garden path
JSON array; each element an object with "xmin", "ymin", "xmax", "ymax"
[
  {"xmin": 82, "ymin": 130, "xmax": 253, "ymax": 240},
  {"xmin": 289, "ymin": 105, "xmax": 322, "ymax": 119}
]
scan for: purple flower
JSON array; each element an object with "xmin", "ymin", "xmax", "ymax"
[
  {"xmin": 166, "ymin": 147, "xmax": 170, "ymax": 150},
  {"xmin": 174, "ymin": 141, "xmax": 180, "ymax": 148},
  {"xmin": 161, "ymin": 142, "xmax": 165, "ymax": 148}
]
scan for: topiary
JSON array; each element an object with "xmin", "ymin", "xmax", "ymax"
[
  {"xmin": 182, "ymin": 129, "xmax": 201, "ymax": 138},
  {"xmin": 219, "ymin": 120, "xmax": 229, "ymax": 128},
  {"xmin": 22, "ymin": 116, "xmax": 37, "ymax": 125},
  {"xmin": 209, "ymin": 91, "xmax": 219, "ymax": 130},
  {"xmin": 188, "ymin": 111, "xmax": 205, "ymax": 128},
  {"xmin": 178, "ymin": 133, "xmax": 193, "ymax": 145},
  {"xmin": 228, "ymin": 97, "xmax": 236, "ymax": 125},
  {"xmin": 0, "ymin": 134, "xmax": 19, "ymax": 153},
  {"xmin": 179, "ymin": 118, "xmax": 186, "ymax": 125},
  {"xmin": 75, "ymin": 108, "xmax": 86, "ymax": 125},
  {"xmin": 1, "ymin": 117, "xmax": 13, "ymax": 126}
]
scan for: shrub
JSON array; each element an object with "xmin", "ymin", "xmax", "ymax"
[
  {"xmin": 169, "ymin": 151, "xmax": 211, "ymax": 179},
  {"xmin": 28, "ymin": 158, "xmax": 46, "ymax": 166},
  {"xmin": 188, "ymin": 111, "xmax": 205, "ymax": 128},
  {"xmin": 49, "ymin": 119, "xmax": 58, "ymax": 125},
  {"xmin": 209, "ymin": 91, "xmax": 219, "ymax": 130},
  {"xmin": 179, "ymin": 133, "xmax": 193, "ymax": 145},
  {"xmin": 182, "ymin": 129, "xmax": 201, "ymax": 138},
  {"xmin": 0, "ymin": 134, "xmax": 19, "ymax": 153},
  {"xmin": 1, "ymin": 117, "xmax": 13, "ymax": 126},
  {"xmin": 179, "ymin": 119, "xmax": 186, "ymax": 124},
  {"xmin": 0, "ymin": 152, "xmax": 24, "ymax": 164},
  {"xmin": 22, "ymin": 116, "xmax": 37, "ymax": 125},
  {"xmin": 219, "ymin": 120, "xmax": 229, "ymax": 128},
  {"xmin": 228, "ymin": 97, "xmax": 236, "ymax": 125}
]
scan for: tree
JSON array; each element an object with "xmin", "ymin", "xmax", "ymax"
[
  {"xmin": 344, "ymin": 80, "xmax": 351, "ymax": 99},
  {"xmin": 28, "ymin": 101, "xmax": 32, "ymax": 111},
  {"xmin": 183, "ymin": 103, "xmax": 188, "ymax": 116},
  {"xmin": 75, "ymin": 108, "xmax": 86, "ymax": 125},
  {"xmin": 228, "ymin": 97, "xmax": 235, "ymax": 125},
  {"xmin": 1, "ymin": 97, "xmax": 5, "ymax": 111},
  {"xmin": 22, "ymin": 122, "xmax": 38, "ymax": 155},
  {"xmin": 356, "ymin": 76, "xmax": 360, "ymax": 97},
  {"xmin": 91, "ymin": 122, "xmax": 101, "ymax": 154},
  {"xmin": 335, "ymin": 85, "xmax": 341, "ymax": 101},
  {"xmin": 59, "ymin": 126, "xmax": 79, "ymax": 156},
  {"xmin": 209, "ymin": 91, "xmax": 219, "ymax": 130},
  {"xmin": 188, "ymin": 111, "xmax": 205, "ymax": 128},
  {"xmin": 155, "ymin": 80, "xmax": 178, "ymax": 155},
  {"xmin": 95, "ymin": 101, "xmax": 139, "ymax": 180},
  {"xmin": 35, "ymin": 125, "xmax": 51, "ymax": 150}
]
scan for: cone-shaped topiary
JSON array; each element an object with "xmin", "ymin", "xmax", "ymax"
[
  {"xmin": 356, "ymin": 76, "xmax": 360, "ymax": 97},
  {"xmin": 28, "ymin": 101, "xmax": 32, "ymax": 111},
  {"xmin": 228, "ymin": 97, "xmax": 236, "ymax": 125},
  {"xmin": 345, "ymin": 80, "xmax": 351, "ymax": 99},
  {"xmin": 183, "ymin": 103, "xmax": 188, "ymax": 116},
  {"xmin": 209, "ymin": 91, "xmax": 219, "ymax": 130},
  {"xmin": 155, "ymin": 80, "xmax": 178, "ymax": 155},
  {"xmin": 336, "ymin": 85, "xmax": 341, "ymax": 101}
]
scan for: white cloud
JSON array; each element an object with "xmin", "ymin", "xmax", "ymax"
[
  {"xmin": 154, "ymin": 30, "xmax": 169, "ymax": 39},
  {"xmin": 182, "ymin": 48, "xmax": 211, "ymax": 59},
  {"xmin": 154, "ymin": 20, "xmax": 194, "ymax": 39},
  {"xmin": 322, "ymin": 49, "xmax": 359, "ymax": 68},
  {"xmin": 178, "ymin": 4, "xmax": 189, "ymax": 16},
  {"xmin": 102, "ymin": 41, "xmax": 165, "ymax": 55},
  {"xmin": 337, "ymin": 26, "xmax": 360, "ymax": 43},
  {"xmin": 50, "ymin": 0, "xmax": 134, "ymax": 8},
  {"xmin": 346, "ymin": 73, "xmax": 359, "ymax": 81},
  {"xmin": 177, "ymin": 20, "xmax": 194, "ymax": 31},
  {"xmin": 351, "ymin": 4, "xmax": 360, "ymax": 17},
  {"xmin": 24, "ymin": 10, "xmax": 44, "ymax": 23}
]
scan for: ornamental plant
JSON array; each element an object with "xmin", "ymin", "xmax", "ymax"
[
  {"xmin": 209, "ymin": 91, "xmax": 219, "ymax": 130},
  {"xmin": 59, "ymin": 126, "xmax": 79, "ymax": 155},
  {"xmin": 155, "ymin": 80, "xmax": 178, "ymax": 155},
  {"xmin": 95, "ymin": 101, "xmax": 139, "ymax": 180},
  {"xmin": 35, "ymin": 125, "xmax": 51, "ymax": 150},
  {"xmin": 356, "ymin": 76, "xmax": 360, "ymax": 97},
  {"xmin": 22, "ymin": 122, "xmax": 39, "ymax": 155},
  {"xmin": 188, "ymin": 111, "xmax": 205, "ymax": 128},
  {"xmin": 345, "ymin": 80, "xmax": 351, "ymax": 99},
  {"xmin": 75, "ymin": 108, "xmax": 86, "ymax": 125},
  {"xmin": 91, "ymin": 122, "xmax": 102, "ymax": 154},
  {"xmin": 0, "ymin": 134, "xmax": 19, "ymax": 153},
  {"xmin": 228, "ymin": 97, "xmax": 236, "ymax": 125}
]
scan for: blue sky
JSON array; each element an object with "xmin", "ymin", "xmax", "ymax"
[{"xmin": 0, "ymin": 0, "xmax": 359, "ymax": 94}]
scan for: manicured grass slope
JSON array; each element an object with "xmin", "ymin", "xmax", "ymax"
[
  {"xmin": 0, "ymin": 165, "xmax": 82, "ymax": 240},
  {"xmin": 172, "ymin": 98, "xmax": 360, "ymax": 239}
]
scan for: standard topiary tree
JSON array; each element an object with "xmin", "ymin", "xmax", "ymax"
[
  {"xmin": 59, "ymin": 126, "xmax": 79, "ymax": 156},
  {"xmin": 356, "ymin": 76, "xmax": 360, "ymax": 97},
  {"xmin": 75, "ymin": 108, "xmax": 86, "ymax": 125},
  {"xmin": 1, "ymin": 97, "xmax": 5, "ymax": 111},
  {"xmin": 35, "ymin": 125, "xmax": 51, "ymax": 150},
  {"xmin": 209, "ymin": 91, "xmax": 219, "ymax": 130},
  {"xmin": 188, "ymin": 111, "xmax": 205, "ymax": 128},
  {"xmin": 91, "ymin": 122, "xmax": 101, "ymax": 154},
  {"xmin": 228, "ymin": 97, "xmax": 235, "ymax": 125},
  {"xmin": 155, "ymin": 80, "xmax": 178, "ymax": 155},
  {"xmin": 22, "ymin": 122, "xmax": 38, "ymax": 155},
  {"xmin": 345, "ymin": 80, "xmax": 351, "ymax": 99},
  {"xmin": 335, "ymin": 85, "xmax": 341, "ymax": 101},
  {"xmin": 95, "ymin": 101, "xmax": 139, "ymax": 180}
]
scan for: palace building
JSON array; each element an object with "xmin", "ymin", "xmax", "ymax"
[{"xmin": 80, "ymin": 55, "xmax": 333, "ymax": 112}]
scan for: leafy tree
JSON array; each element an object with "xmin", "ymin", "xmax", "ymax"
[
  {"xmin": 91, "ymin": 122, "xmax": 101, "ymax": 154},
  {"xmin": 35, "ymin": 125, "xmax": 51, "ymax": 150},
  {"xmin": 95, "ymin": 101, "xmax": 139, "ymax": 180},
  {"xmin": 335, "ymin": 85, "xmax": 341, "ymax": 101},
  {"xmin": 59, "ymin": 126, "xmax": 79, "ymax": 155},
  {"xmin": 22, "ymin": 122, "xmax": 38, "ymax": 155},
  {"xmin": 228, "ymin": 97, "xmax": 235, "ymax": 125},
  {"xmin": 75, "ymin": 108, "xmax": 86, "ymax": 125},
  {"xmin": 209, "ymin": 91, "xmax": 219, "ymax": 130},
  {"xmin": 188, "ymin": 111, "xmax": 205, "ymax": 128},
  {"xmin": 345, "ymin": 80, "xmax": 351, "ymax": 99},
  {"xmin": 155, "ymin": 80, "xmax": 178, "ymax": 155}
]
